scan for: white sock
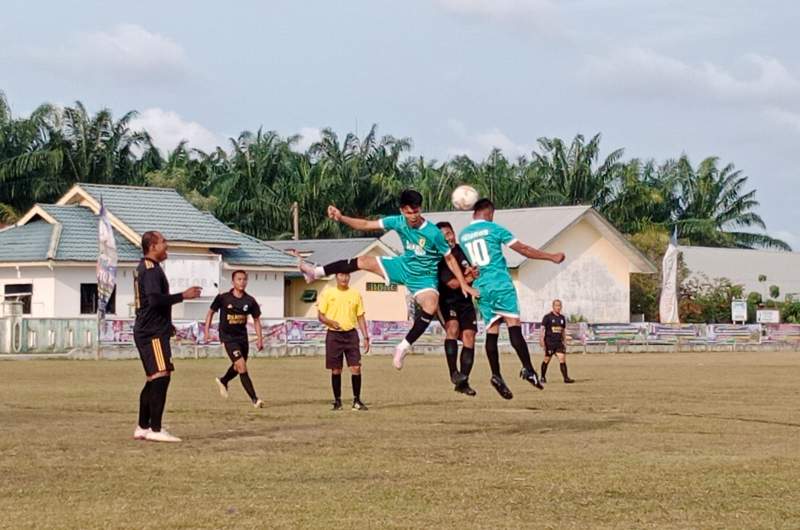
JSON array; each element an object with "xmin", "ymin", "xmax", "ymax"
[
  {"xmin": 314, "ymin": 266, "xmax": 325, "ymax": 279},
  {"xmin": 397, "ymin": 339, "xmax": 410, "ymax": 352}
]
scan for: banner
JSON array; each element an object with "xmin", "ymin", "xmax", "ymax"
[
  {"xmin": 659, "ymin": 230, "xmax": 680, "ymax": 324},
  {"xmin": 96, "ymin": 199, "xmax": 118, "ymax": 318}
]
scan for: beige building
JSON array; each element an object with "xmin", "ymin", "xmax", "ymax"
[
  {"xmin": 267, "ymin": 238, "xmax": 408, "ymax": 321},
  {"xmin": 381, "ymin": 206, "xmax": 656, "ymax": 323}
]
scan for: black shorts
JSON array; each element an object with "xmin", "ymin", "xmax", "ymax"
[
  {"xmin": 544, "ymin": 343, "xmax": 566, "ymax": 356},
  {"xmin": 224, "ymin": 341, "xmax": 250, "ymax": 362},
  {"xmin": 134, "ymin": 334, "xmax": 174, "ymax": 376},
  {"xmin": 439, "ymin": 298, "xmax": 478, "ymax": 332},
  {"xmin": 325, "ymin": 329, "xmax": 361, "ymax": 370}
]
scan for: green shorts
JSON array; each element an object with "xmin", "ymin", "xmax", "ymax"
[
  {"xmin": 377, "ymin": 256, "xmax": 438, "ymax": 297},
  {"xmin": 476, "ymin": 282, "xmax": 520, "ymax": 326}
]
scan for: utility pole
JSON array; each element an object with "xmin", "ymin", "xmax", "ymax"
[{"xmin": 291, "ymin": 202, "xmax": 299, "ymax": 241}]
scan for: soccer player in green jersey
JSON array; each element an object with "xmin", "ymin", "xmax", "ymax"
[
  {"xmin": 299, "ymin": 190, "xmax": 478, "ymax": 369},
  {"xmin": 459, "ymin": 198, "xmax": 565, "ymax": 400}
]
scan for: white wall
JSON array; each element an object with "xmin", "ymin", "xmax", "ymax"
[
  {"xmin": 0, "ymin": 267, "xmax": 56, "ymax": 317},
  {"xmin": 217, "ymin": 270, "xmax": 285, "ymax": 319},
  {"xmin": 0, "ymin": 263, "xmax": 286, "ymax": 320},
  {"xmin": 515, "ymin": 219, "xmax": 631, "ymax": 323}
]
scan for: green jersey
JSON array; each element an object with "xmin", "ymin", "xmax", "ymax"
[
  {"xmin": 458, "ymin": 219, "xmax": 518, "ymax": 289},
  {"xmin": 380, "ymin": 215, "xmax": 451, "ymax": 275}
]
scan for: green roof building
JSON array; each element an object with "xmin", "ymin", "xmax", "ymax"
[{"xmin": 0, "ymin": 184, "xmax": 296, "ymax": 319}]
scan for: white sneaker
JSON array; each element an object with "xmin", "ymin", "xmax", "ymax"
[
  {"xmin": 253, "ymin": 399, "xmax": 264, "ymax": 408},
  {"xmin": 133, "ymin": 426, "xmax": 151, "ymax": 440},
  {"xmin": 145, "ymin": 429, "xmax": 182, "ymax": 443},
  {"xmin": 215, "ymin": 377, "xmax": 229, "ymax": 398},
  {"xmin": 393, "ymin": 340, "xmax": 410, "ymax": 370},
  {"xmin": 298, "ymin": 261, "xmax": 318, "ymax": 284}
]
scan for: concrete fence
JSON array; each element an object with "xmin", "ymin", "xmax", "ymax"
[{"xmin": 2, "ymin": 314, "xmax": 800, "ymax": 358}]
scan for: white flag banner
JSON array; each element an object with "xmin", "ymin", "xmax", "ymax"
[
  {"xmin": 659, "ymin": 231, "xmax": 680, "ymax": 324},
  {"xmin": 97, "ymin": 199, "xmax": 118, "ymax": 317}
]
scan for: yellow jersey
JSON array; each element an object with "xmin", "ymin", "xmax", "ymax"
[{"xmin": 317, "ymin": 286, "xmax": 365, "ymax": 331}]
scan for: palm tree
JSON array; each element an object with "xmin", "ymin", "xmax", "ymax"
[
  {"xmin": 673, "ymin": 156, "xmax": 789, "ymax": 250},
  {"xmin": 209, "ymin": 129, "xmax": 299, "ymax": 239},
  {"xmin": 533, "ymin": 133, "xmax": 624, "ymax": 208},
  {"xmin": 0, "ymin": 92, "xmax": 63, "ymax": 214}
]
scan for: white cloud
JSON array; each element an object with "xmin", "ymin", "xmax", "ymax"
[
  {"xmin": 445, "ymin": 119, "xmax": 531, "ymax": 159},
  {"xmin": 435, "ymin": 0, "xmax": 559, "ymax": 32},
  {"xmin": 129, "ymin": 108, "xmax": 220, "ymax": 153},
  {"xmin": 764, "ymin": 107, "xmax": 800, "ymax": 133},
  {"xmin": 292, "ymin": 127, "xmax": 323, "ymax": 153},
  {"xmin": 582, "ymin": 48, "xmax": 800, "ymax": 106},
  {"xmin": 28, "ymin": 24, "xmax": 191, "ymax": 84}
]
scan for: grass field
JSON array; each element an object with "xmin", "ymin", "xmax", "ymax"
[{"xmin": 1, "ymin": 351, "xmax": 799, "ymax": 529}]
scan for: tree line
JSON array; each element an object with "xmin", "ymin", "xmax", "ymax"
[{"xmin": 0, "ymin": 92, "xmax": 788, "ymax": 253}]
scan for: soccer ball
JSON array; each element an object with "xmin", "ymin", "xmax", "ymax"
[{"xmin": 451, "ymin": 185, "xmax": 479, "ymax": 210}]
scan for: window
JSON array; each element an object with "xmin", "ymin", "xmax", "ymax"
[
  {"xmin": 4, "ymin": 284, "xmax": 33, "ymax": 314},
  {"xmin": 301, "ymin": 289, "xmax": 317, "ymax": 303},
  {"xmin": 366, "ymin": 282, "xmax": 398, "ymax": 292},
  {"xmin": 80, "ymin": 284, "xmax": 116, "ymax": 314}
]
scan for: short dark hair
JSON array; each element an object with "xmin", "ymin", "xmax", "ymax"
[
  {"xmin": 473, "ymin": 198, "xmax": 495, "ymax": 214},
  {"xmin": 141, "ymin": 231, "xmax": 163, "ymax": 254},
  {"xmin": 436, "ymin": 221, "xmax": 453, "ymax": 230},
  {"xmin": 399, "ymin": 189, "xmax": 423, "ymax": 208},
  {"xmin": 231, "ymin": 270, "xmax": 248, "ymax": 280}
]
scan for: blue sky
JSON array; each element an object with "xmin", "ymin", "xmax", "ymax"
[{"xmin": 2, "ymin": 0, "xmax": 798, "ymax": 246}]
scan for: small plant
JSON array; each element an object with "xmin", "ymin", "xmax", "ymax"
[{"xmin": 770, "ymin": 285, "xmax": 780, "ymax": 299}]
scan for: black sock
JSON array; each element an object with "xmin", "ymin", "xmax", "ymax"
[
  {"xmin": 220, "ymin": 365, "xmax": 238, "ymax": 385},
  {"xmin": 323, "ymin": 259, "xmax": 359, "ymax": 276},
  {"xmin": 405, "ymin": 310, "xmax": 434, "ymax": 345},
  {"xmin": 148, "ymin": 376, "xmax": 170, "ymax": 433},
  {"xmin": 138, "ymin": 381, "xmax": 152, "ymax": 429},
  {"xmin": 460, "ymin": 346, "xmax": 475, "ymax": 377},
  {"xmin": 486, "ymin": 333, "xmax": 501, "ymax": 376},
  {"xmin": 239, "ymin": 372, "xmax": 258, "ymax": 402},
  {"xmin": 541, "ymin": 360, "xmax": 549, "ymax": 378},
  {"xmin": 331, "ymin": 373, "xmax": 342, "ymax": 400},
  {"xmin": 560, "ymin": 362, "xmax": 570, "ymax": 381},
  {"xmin": 444, "ymin": 339, "xmax": 459, "ymax": 377},
  {"xmin": 509, "ymin": 326, "xmax": 534, "ymax": 371},
  {"xmin": 352, "ymin": 374, "xmax": 362, "ymax": 399}
]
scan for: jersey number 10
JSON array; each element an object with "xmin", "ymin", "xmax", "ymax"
[{"xmin": 465, "ymin": 239, "xmax": 490, "ymax": 266}]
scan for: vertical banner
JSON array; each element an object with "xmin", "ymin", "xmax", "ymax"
[
  {"xmin": 97, "ymin": 199, "xmax": 118, "ymax": 317},
  {"xmin": 659, "ymin": 230, "xmax": 680, "ymax": 324}
]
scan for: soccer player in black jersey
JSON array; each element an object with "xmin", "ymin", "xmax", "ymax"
[
  {"xmin": 133, "ymin": 231, "xmax": 202, "ymax": 443},
  {"xmin": 539, "ymin": 299, "xmax": 574, "ymax": 383},
  {"xmin": 204, "ymin": 270, "xmax": 265, "ymax": 407},
  {"xmin": 436, "ymin": 222, "xmax": 479, "ymax": 396}
]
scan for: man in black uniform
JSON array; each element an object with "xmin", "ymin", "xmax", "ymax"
[
  {"xmin": 204, "ymin": 270, "xmax": 265, "ymax": 408},
  {"xmin": 436, "ymin": 221, "xmax": 479, "ymax": 396},
  {"xmin": 133, "ymin": 231, "xmax": 202, "ymax": 443},
  {"xmin": 539, "ymin": 299, "xmax": 574, "ymax": 384}
]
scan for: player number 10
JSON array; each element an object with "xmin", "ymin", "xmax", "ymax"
[{"xmin": 465, "ymin": 239, "xmax": 490, "ymax": 266}]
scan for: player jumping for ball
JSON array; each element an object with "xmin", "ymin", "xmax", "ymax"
[
  {"xmin": 436, "ymin": 221, "xmax": 479, "ymax": 396},
  {"xmin": 540, "ymin": 299, "xmax": 575, "ymax": 384},
  {"xmin": 459, "ymin": 199, "xmax": 565, "ymax": 399},
  {"xmin": 298, "ymin": 190, "xmax": 478, "ymax": 369}
]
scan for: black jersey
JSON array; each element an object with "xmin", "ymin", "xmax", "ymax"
[
  {"xmin": 210, "ymin": 290, "xmax": 261, "ymax": 343},
  {"xmin": 437, "ymin": 244, "xmax": 472, "ymax": 306},
  {"xmin": 542, "ymin": 312, "xmax": 567, "ymax": 346},
  {"xmin": 133, "ymin": 258, "xmax": 183, "ymax": 338}
]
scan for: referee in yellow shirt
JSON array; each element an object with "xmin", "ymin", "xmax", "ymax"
[{"xmin": 318, "ymin": 272, "xmax": 370, "ymax": 410}]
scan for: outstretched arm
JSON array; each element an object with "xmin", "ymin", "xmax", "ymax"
[
  {"xmin": 327, "ymin": 206, "xmax": 383, "ymax": 231},
  {"xmin": 509, "ymin": 241, "xmax": 565, "ymax": 264}
]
